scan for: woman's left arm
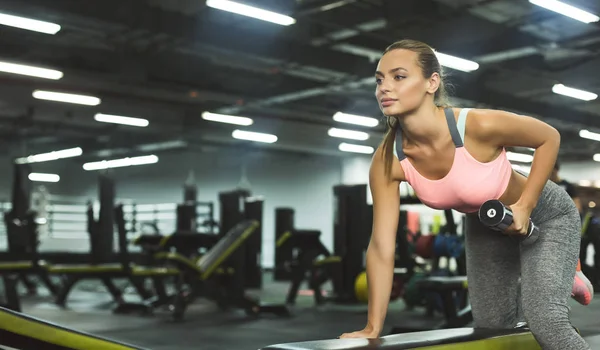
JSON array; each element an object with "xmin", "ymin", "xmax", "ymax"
[{"xmin": 470, "ymin": 108, "xmax": 561, "ymax": 216}]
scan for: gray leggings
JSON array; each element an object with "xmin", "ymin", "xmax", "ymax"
[{"xmin": 465, "ymin": 180, "xmax": 590, "ymax": 349}]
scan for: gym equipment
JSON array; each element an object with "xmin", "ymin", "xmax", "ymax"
[
  {"xmin": 433, "ymin": 234, "xmax": 464, "ymax": 259},
  {"xmin": 0, "ymin": 305, "xmax": 148, "ymax": 350},
  {"xmin": 333, "ymin": 184, "xmax": 374, "ymax": 303},
  {"xmin": 136, "ymin": 214, "xmax": 290, "ymax": 320},
  {"xmin": 46, "ymin": 175, "xmax": 180, "ymax": 313},
  {"xmin": 0, "ymin": 163, "xmax": 58, "ymax": 297},
  {"xmin": 402, "ymin": 271, "xmax": 428, "ymax": 308},
  {"xmin": 279, "ymin": 229, "xmax": 342, "ymax": 306},
  {"xmin": 479, "ymin": 199, "xmax": 539, "ymax": 245},
  {"xmin": 391, "ymin": 276, "xmax": 472, "ymax": 334},
  {"xmin": 0, "ymin": 274, "xmax": 21, "ymax": 311},
  {"xmin": 415, "ymin": 235, "xmax": 435, "ymax": 259},
  {"xmin": 274, "ymin": 208, "xmax": 294, "ymax": 281},
  {"xmin": 219, "ymin": 189, "xmax": 263, "ymax": 288},
  {"xmin": 244, "ymin": 196, "xmax": 264, "ymax": 289},
  {"xmin": 260, "ymin": 327, "xmax": 542, "ymax": 349}
]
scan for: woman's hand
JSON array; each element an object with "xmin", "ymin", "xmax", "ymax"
[
  {"xmin": 506, "ymin": 202, "xmax": 534, "ymax": 236},
  {"xmin": 339, "ymin": 326, "xmax": 380, "ymax": 339}
]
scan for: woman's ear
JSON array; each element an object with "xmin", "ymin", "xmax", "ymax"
[{"xmin": 426, "ymin": 72, "xmax": 441, "ymax": 94}]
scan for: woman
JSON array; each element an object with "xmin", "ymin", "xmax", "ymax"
[{"xmin": 339, "ymin": 39, "xmax": 592, "ymax": 350}]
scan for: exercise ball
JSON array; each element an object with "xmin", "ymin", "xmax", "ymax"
[{"xmin": 355, "ymin": 271, "xmax": 368, "ymax": 303}]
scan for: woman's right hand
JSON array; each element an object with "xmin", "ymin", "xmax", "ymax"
[{"xmin": 339, "ymin": 326, "xmax": 380, "ymax": 339}]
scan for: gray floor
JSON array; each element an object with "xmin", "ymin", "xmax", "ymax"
[{"xmin": 10, "ymin": 276, "xmax": 600, "ymax": 350}]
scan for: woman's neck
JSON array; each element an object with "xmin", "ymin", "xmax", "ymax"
[{"xmin": 397, "ymin": 105, "xmax": 447, "ymax": 146}]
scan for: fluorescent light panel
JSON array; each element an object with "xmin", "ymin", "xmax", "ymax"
[
  {"xmin": 435, "ymin": 52, "xmax": 479, "ymax": 72},
  {"xmin": 0, "ymin": 13, "xmax": 61, "ymax": 34},
  {"xmin": 328, "ymin": 127, "xmax": 369, "ymax": 141},
  {"xmin": 0, "ymin": 61, "xmax": 63, "ymax": 80},
  {"xmin": 33, "ymin": 90, "xmax": 101, "ymax": 106},
  {"xmin": 506, "ymin": 151, "xmax": 534, "ymax": 163},
  {"xmin": 232, "ymin": 130, "xmax": 277, "ymax": 143},
  {"xmin": 339, "ymin": 142, "xmax": 374, "ymax": 154},
  {"xmin": 94, "ymin": 113, "xmax": 149, "ymax": 127},
  {"xmin": 202, "ymin": 112, "xmax": 253, "ymax": 126},
  {"xmin": 28, "ymin": 173, "xmax": 60, "ymax": 182},
  {"xmin": 529, "ymin": 0, "xmax": 599, "ymax": 23},
  {"xmin": 15, "ymin": 147, "xmax": 83, "ymax": 164},
  {"xmin": 580, "ymin": 130, "xmax": 600, "ymax": 141},
  {"xmin": 552, "ymin": 84, "xmax": 597, "ymax": 101},
  {"xmin": 333, "ymin": 112, "xmax": 379, "ymax": 127},
  {"xmin": 206, "ymin": 0, "xmax": 296, "ymax": 26},
  {"xmin": 83, "ymin": 155, "xmax": 159, "ymax": 171}
]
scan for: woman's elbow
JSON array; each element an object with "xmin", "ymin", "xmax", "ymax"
[{"xmin": 368, "ymin": 240, "xmax": 396, "ymax": 263}]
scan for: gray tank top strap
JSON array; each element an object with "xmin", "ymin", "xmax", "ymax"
[
  {"xmin": 444, "ymin": 108, "xmax": 464, "ymax": 148},
  {"xmin": 394, "ymin": 108, "xmax": 463, "ymax": 159},
  {"xmin": 394, "ymin": 126, "xmax": 406, "ymax": 160}
]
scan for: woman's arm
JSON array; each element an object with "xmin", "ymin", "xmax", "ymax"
[
  {"xmin": 365, "ymin": 148, "xmax": 402, "ymax": 335},
  {"xmin": 339, "ymin": 146, "xmax": 403, "ymax": 338},
  {"xmin": 470, "ymin": 109, "xmax": 561, "ymax": 233},
  {"xmin": 471, "ymin": 109, "xmax": 560, "ymax": 210}
]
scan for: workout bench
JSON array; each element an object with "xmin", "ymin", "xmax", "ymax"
[
  {"xmin": 0, "ymin": 305, "xmax": 147, "ymax": 350},
  {"xmin": 46, "ymin": 204, "xmax": 181, "ymax": 314},
  {"xmin": 141, "ymin": 218, "xmax": 290, "ymax": 320},
  {"xmin": 261, "ymin": 327, "xmax": 541, "ymax": 349}
]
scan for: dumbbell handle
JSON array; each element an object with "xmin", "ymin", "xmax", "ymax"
[{"xmin": 478, "ymin": 199, "xmax": 539, "ymax": 245}]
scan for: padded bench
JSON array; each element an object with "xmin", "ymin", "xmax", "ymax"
[{"xmin": 261, "ymin": 327, "xmax": 541, "ymax": 350}]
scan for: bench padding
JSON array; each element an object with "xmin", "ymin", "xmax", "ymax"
[{"xmin": 261, "ymin": 327, "xmax": 540, "ymax": 350}]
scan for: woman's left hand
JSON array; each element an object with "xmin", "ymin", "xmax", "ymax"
[{"xmin": 506, "ymin": 202, "xmax": 534, "ymax": 236}]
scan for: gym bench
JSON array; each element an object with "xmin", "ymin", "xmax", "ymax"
[
  {"xmin": 261, "ymin": 327, "xmax": 541, "ymax": 349},
  {"xmin": 0, "ymin": 305, "xmax": 148, "ymax": 350},
  {"xmin": 144, "ymin": 219, "xmax": 290, "ymax": 320}
]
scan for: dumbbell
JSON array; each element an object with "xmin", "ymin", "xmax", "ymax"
[{"xmin": 478, "ymin": 199, "xmax": 540, "ymax": 246}]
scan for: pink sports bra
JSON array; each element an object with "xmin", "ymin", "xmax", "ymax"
[{"xmin": 394, "ymin": 108, "xmax": 513, "ymax": 214}]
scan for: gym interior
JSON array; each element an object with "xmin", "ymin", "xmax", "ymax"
[{"xmin": 0, "ymin": 0, "xmax": 599, "ymax": 349}]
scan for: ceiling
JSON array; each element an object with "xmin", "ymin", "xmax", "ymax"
[{"xmin": 0, "ymin": 0, "xmax": 599, "ymax": 165}]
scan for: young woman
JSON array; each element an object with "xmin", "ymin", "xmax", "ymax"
[{"xmin": 339, "ymin": 39, "xmax": 592, "ymax": 350}]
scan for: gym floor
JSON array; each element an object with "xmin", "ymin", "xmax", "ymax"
[{"xmin": 12, "ymin": 272, "xmax": 600, "ymax": 350}]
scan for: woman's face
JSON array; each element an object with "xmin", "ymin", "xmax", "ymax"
[{"xmin": 375, "ymin": 49, "xmax": 435, "ymax": 116}]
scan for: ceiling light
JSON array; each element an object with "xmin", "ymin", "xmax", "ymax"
[
  {"xmin": 328, "ymin": 127, "xmax": 369, "ymax": 141},
  {"xmin": 15, "ymin": 147, "xmax": 83, "ymax": 164},
  {"xmin": 333, "ymin": 112, "xmax": 379, "ymax": 127},
  {"xmin": 552, "ymin": 84, "xmax": 597, "ymax": 101},
  {"xmin": 0, "ymin": 61, "xmax": 63, "ymax": 79},
  {"xmin": 28, "ymin": 173, "xmax": 60, "ymax": 182},
  {"xmin": 202, "ymin": 112, "xmax": 253, "ymax": 126},
  {"xmin": 506, "ymin": 151, "xmax": 534, "ymax": 163},
  {"xmin": 206, "ymin": 0, "xmax": 296, "ymax": 26},
  {"xmin": 0, "ymin": 12, "xmax": 61, "ymax": 34},
  {"xmin": 580, "ymin": 130, "xmax": 600, "ymax": 141},
  {"xmin": 529, "ymin": 0, "xmax": 599, "ymax": 23},
  {"xmin": 232, "ymin": 130, "xmax": 277, "ymax": 143},
  {"xmin": 33, "ymin": 90, "xmax": 101, "ymax": 106},
  {"xmin": 94, "ymin": 113, "xmax": 149, "ymax": 127},
  {"xmin": 435, "ymin": 52, "xmax": 479, "ymax": 72},
  {"xmin": 339, "ymin": 142, "xmax": 374, "ymax": 154},
  {"xmin": 83, "ymin": 155, "xmax": 159, "ymax": 171}
]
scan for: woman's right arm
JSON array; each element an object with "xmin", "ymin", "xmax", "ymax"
[{"xmin": 340, "ymin": 147, "xmax": 402, "ymax": 338}]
